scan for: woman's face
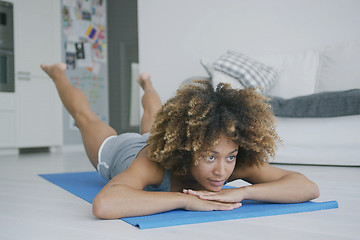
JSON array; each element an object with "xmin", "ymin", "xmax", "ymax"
[{"xmin": 190, "ymin": 135, "xmax": 238, "ymax": 192}]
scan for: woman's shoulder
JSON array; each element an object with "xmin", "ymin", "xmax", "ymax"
[
  {"xmin": 228, "ymin": 163, "xmax": 268, "ymax": 182},
  {"xmin": 130, "ymin": 146, "xmax": 166, "ymax": 186},
  {"xmin": 108, "ymin": 145, "xmax": 165, "ymax": 189},
  {"xmin": 229, "ymin": 162, "xmax": 294, "ymax": 184}
]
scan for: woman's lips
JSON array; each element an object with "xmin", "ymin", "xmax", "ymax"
[{"xmin": 208, "ymin": 179, "xmax": 224, "ymax": 187}]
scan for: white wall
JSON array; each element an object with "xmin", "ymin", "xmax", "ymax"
[{"xmin": 138, "ymin": 0, "xmax": 360, "ymax": 102}]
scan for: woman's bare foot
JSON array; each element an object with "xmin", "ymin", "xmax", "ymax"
[
  {"xmin": 40, "ymin": 63, "xmax": 67, "ymax": 80},
  {"xmin": 137, "ymin": 73, "xmax": 153, "ymax": 91}
]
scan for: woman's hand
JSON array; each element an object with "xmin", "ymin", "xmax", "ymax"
[
  {"xmin": 183, "ymin": 188, "xmax": 246, "ymax": 203},
  {"xmin": 182, "ymin": 192, "xmax": 242, "ymax": 211}
]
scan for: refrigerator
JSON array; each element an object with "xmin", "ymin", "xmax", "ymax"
[{"xmin": 60, "ymin": 0, "xmax": 109, "ymax": 145}]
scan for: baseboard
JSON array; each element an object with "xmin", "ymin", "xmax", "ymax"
[
  {"xmin": 61, "ymin": 144, "xmax": 85, "ymax": 152},
  {"xmin": 0, "ymin": 148, "xmax": 19, "ymax": 156}
]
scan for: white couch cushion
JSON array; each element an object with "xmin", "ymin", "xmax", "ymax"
[
  {"xmin": 315, "ymin": 41, "xmax": 360, "ymax": 92},
  {"xmin": 274, "ymin": 115, "xmax": 360, "ymax": 166},
  {"xmin": 259, "ymin": 50, "xmax": 320, "ymax": 99}
]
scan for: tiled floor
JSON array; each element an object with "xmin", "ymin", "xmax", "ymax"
[{"xmin": 0, "ymin": 150, "xmax": 359, "ymax": 240}]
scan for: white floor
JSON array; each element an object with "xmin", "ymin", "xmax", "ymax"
[{"xmin": 0, "ymin": 150, "xmax": 359, "ymax": 240}]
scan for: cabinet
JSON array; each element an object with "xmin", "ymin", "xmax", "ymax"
[
  {"xmin": 14, "ymin": 0, "xmax": 60, "ymax": 79},
  {"xmin": 0, "ymin": 0, "xmax": 62, "ymax": 151},
  {"xmin": 0, "ymin": 93, "xmax": 16, "ymax": 149},
  {"xmin": 15, "ymin": 77, "xmax": 62, "ymax": 147},
  {"xmin": 14, "ymin": 0, "xmax": 62, "ymax": 148}
]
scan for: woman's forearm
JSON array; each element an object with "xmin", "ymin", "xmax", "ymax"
[
  {"xmin": 92, "ymin": 183, "xmax": 242, "ymax": 219},
  {"xmin": 92, "ymin": 184, "xmax": 185, "ymax": 219},
  {"xmin": 243, "ymin": 173, "xmax": 320, "ymax": 203}
]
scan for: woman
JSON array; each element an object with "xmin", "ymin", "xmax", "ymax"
[{"xmin": 41, "ymin": 63, "xmax": 319, "ymax": 219}]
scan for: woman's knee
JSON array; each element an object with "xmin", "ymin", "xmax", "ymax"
[{"xmin": 73, "ymin": 109, "xmax": 98, "ymax": 130}]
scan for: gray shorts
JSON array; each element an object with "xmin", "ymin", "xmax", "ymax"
[{"xmin": 97, "ymin": 132, "xmax": 150, "ymax": 181}]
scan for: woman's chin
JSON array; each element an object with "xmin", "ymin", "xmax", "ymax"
[{"xmin": 205, "ymin": 184, "xmax": 223, "ymax": 192}]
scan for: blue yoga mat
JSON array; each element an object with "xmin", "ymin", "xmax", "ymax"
[{"xmin": 39, "ymin": 171, "xmax": 338, "ymax": 229}]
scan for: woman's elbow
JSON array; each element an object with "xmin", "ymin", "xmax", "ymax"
[
  {"xmin": 92, "ymin": 194, "xmax": 114, "ymax": 219},
  {"xmin": 309, "ymin": 181, "xmax": 320, "ymax": 200}
]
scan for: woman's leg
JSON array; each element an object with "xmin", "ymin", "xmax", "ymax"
[
  {"xmin": 137, "ymin": 73, "xmax": 162, "ymax": 134},
  {"xmin": 41, "ymin": 63, "xmax": 117, "ymax": 168}
]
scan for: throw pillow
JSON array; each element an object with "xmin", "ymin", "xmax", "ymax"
[
  {"xmin": 213, "ymin": 51, "xmax": 280, "ymax": 92},
  {"xmin": 200, "ymin": 58, "xmax": 244, "ymax": 89}
]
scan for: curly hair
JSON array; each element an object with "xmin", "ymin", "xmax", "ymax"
[{"xmin": 147, "ymin": 80, "xmax": 280, "ymax": 175}]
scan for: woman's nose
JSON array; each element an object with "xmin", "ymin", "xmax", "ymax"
[{"xmin": 213, "ymin": 160, "xmax": 226, "ymax": 176}]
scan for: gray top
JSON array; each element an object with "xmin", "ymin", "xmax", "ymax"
[{"xmin": 98, "ymin": 132, "xmax": 171, "ymax": 192}]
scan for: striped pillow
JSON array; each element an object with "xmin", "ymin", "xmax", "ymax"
[{"xmin": 213, "ymin": 51, "xmax": 279, "ymax": 92}]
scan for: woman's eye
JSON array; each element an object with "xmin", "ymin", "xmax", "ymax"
[
  {"xmin": 227, "ymin": 156, "xmax": 236, "ymax": 162},
  {"xmin": 204, "ymin": 155, "xmax": 216, "ymax": 162}
]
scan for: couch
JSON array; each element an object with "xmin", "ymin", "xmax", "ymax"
[{"xmin": 199, "ymin": 41, "xmax": 360, "ymax": 166}]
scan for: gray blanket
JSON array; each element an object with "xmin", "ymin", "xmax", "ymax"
[{"xmin": 269, "ymin": 89, "xmax": 360, "ymax": 118}]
